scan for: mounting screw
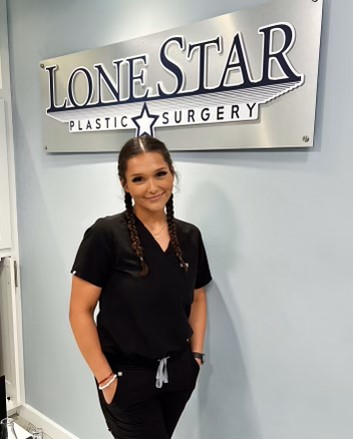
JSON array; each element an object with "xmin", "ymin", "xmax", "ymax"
[
  {"xmin": 44, "ymin": 145, "xmax": 48, "ymax": 150},
  {"xmin": 312, "ymin": 0, "xmax": 318, "ymax": 2},
  {"xmin": 302, "ymin": 136, "xmax": 310, "ymax": 143},
  {"xmin": 40, "ymin": 63, "xmax": 45, "ymax": 69}
]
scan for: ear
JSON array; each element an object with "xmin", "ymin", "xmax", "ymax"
[{"xmin": 120, "ymin": 179, "xmax": 129, "ymax": 192}]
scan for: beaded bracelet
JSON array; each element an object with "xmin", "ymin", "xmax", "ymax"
[{"xmin": 98, "ymin": 374, "xmax": 117, "ymax": 390}]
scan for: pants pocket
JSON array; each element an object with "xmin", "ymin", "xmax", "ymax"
[
  {"xmin": 188, "ymin": 350, "xmax": 200, "ymax": 385},
  {"xmin": 103, "ymin": 371, "xmax": 124, "ymax": 407},
  {"xmin": 105, "ymin": 369, "xmax": 155, "ymax": 409}
]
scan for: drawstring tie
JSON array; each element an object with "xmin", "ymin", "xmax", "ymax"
[{"xmin": 155, "ymin": 356, "xmax": 170, "ymax": 388}]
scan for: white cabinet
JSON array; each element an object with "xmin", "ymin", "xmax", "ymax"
[{"xmin": 0, "ymin": 258, "xmax": 18, "ymax": 404}]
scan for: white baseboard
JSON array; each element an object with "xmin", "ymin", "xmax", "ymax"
[{"xmin": 18, "ymin": 404, "xmax": 80, "ymax": 439}]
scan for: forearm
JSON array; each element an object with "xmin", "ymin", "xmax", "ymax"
[
  {"xmin": 69, "ymin": 311, "xmax": 112, "ymax": 383},
  {"xmin": 188, "ymin": 288, "xmax": 207, "ymax": 353}
]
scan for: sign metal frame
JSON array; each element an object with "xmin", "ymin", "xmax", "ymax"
[{"xmin": 40, "ymin": 0, "xmax": 323, "ymax": 152}]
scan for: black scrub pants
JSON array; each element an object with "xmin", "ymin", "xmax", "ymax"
[{"xmin": 97, "ymin": 345, "xmax": 200, "ymax": 439}]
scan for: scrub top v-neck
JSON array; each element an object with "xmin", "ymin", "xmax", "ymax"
[
  {"xmin": 71, "ymin": 211, "xmax": 212, "ymax": 359},
  {"xmin": 135, "ymin": 215, "xmax": 171, "ymax": 254}
]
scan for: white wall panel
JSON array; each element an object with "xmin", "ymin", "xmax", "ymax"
[{"xmin": 0, "ymin": 99, "xmax": 12, "ymax": 250}]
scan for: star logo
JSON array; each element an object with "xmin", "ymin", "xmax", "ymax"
[{"xmin": 131, "ymin": 103, "xmax": 159, "ymax": 137}]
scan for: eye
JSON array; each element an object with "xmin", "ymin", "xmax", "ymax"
[
  {"xmin": 156, "ymin": 171, "xmax": 168, "ymax": 178},
  {"xmin": 132, "ymin": 176, "xmax": 143, "ymax": 183}
]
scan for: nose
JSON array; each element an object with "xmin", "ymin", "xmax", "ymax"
[{"xmin": 147, "ymin": 178, "xmax": 158, "ymax": 194}]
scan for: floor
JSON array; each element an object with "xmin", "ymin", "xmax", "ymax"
[{"xmin": 11, "ymin": 413, "xmax": 53, "ymax": 439}]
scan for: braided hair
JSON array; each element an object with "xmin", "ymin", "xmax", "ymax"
[
  {"xmin": 124, "ymin": 192, "xmax": 149, "ymax": 276},
  {"xmin": 118, "ymin": 136, "xmax": 188, "ymax": 276},
  {"xmin": 166, "ymin": 194, "xmax": 189, "ymax": 272}
]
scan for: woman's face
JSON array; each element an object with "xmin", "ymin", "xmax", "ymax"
[{"xmin": 122, "ymin": 152, "xmax": 174, "ymax": 215}]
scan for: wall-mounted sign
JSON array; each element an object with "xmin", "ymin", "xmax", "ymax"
[{"xmin": 40, "ymin": 0, "xmax": 323, "ymax": 152}]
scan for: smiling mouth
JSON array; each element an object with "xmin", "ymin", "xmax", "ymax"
[{"xmin": 146, "ymin": 193, "xmax": 164, "ymax": 201}]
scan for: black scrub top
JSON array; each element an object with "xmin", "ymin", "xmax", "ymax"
[{"xmin": 71, "ymin": 212, "xmax": 212, "ymax": 359}]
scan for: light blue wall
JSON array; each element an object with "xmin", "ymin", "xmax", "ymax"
[{"xmin": 8, "ymin": 0, "xmax": 353, "ymax": 438}]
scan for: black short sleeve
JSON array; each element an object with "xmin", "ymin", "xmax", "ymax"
[
  {"xmin": 71, "ymin": 219, "xmax": 114, "ymax": 288},
  {"xmin": 195, "ymin": 230, "xmax": 212, "ymax": 289}
]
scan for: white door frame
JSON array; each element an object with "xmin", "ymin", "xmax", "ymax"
[{"xmin": 0, "ymin": 0, "xmax": 26, "ymax": 411}]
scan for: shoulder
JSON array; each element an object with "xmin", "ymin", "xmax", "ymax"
[
  {"xmin": 85, "ymin": 212, "xmax": 127, "ymax": 238},
  {"xmin": 174, "ymin": 218, "xmax": 202, "ymax": 238},
  {"xmin": 93, "ymin": 212, "xmax": 126, "ymax": 229}
]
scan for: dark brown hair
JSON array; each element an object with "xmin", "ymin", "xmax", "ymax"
[{"xmin": 118, "ymin": 136, "xmax": 188, "ymax": 276}]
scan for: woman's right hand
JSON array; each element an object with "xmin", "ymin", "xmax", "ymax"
[{"xmin": 102, "ymin": 378, "xmax": 118, "ymax": 404}]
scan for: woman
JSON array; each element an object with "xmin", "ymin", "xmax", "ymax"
[{"xmin": 69, "ymin": 136, "xmax": 212, "ymax": 439}]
